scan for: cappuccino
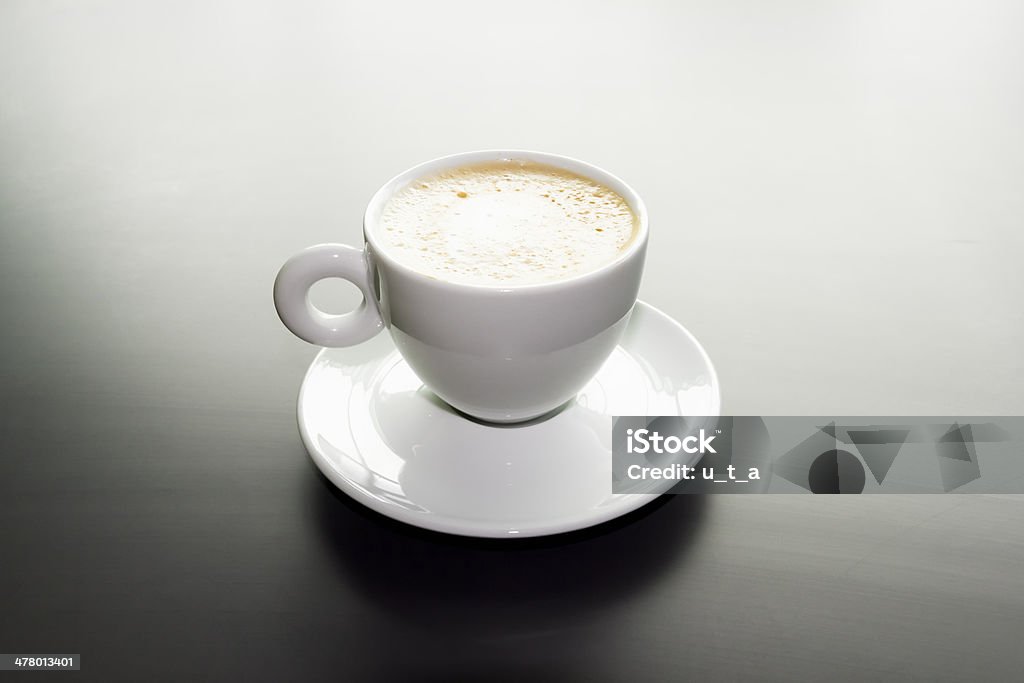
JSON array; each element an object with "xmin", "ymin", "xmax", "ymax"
[{"xmin": 377, "ymin": 159, "xmax": 638, "ymax": 286}]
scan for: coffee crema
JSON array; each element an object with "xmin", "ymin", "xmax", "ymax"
[{"xmin": 376, "ymin": 159, "xmax": 638, "ymax": 286}]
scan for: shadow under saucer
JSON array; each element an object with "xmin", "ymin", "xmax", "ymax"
[{"xmin": 306, "ymin": 466, "xmax": 710, "ymax": 638}]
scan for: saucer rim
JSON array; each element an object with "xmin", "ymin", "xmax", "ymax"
[{"xmin": 297, "ymin": 300, "xmax": 721, "ymax": 538}]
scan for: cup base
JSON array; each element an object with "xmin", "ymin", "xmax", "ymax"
[{"xmin": 438, "ymin": 395, "xmax": 576, "ymax": 427}]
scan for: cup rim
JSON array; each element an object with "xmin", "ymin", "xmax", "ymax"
[{"xmin": 362, "ymin": 149, "xmax": 649, "ymax": 293}]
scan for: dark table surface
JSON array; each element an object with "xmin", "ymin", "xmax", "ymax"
[{"xmin": 2, "ymin": 2, "xmax": 1024, "ymax": 681}]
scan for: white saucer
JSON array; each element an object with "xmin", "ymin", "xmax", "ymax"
[{"xmin": 297, "ymin": 301, "xmax": 720, "ymax": 538}]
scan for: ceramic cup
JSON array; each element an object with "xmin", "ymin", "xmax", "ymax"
[{"xmin": 273, "ymin": 150, "xmax": 648, "ymax": 423}]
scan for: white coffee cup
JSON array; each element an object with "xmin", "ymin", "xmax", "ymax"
[{"xmin": 274, "ymin": 150, "xmax": 649, "ymax": 423}]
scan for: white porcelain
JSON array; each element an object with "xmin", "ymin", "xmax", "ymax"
[
  {"xmin": 275, "ymin": 150, "xmax": 649, "ymax": 423},
  {"xmin": 298, "ymin": 301, "xmax": 720, "ymax": 538}
]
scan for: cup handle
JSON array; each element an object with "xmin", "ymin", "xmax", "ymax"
[{"xmin": 273, "ymin": 243, "xmax": 384, "ymax": 347}]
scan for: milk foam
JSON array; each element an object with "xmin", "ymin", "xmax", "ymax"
[{"xmin": 377, "ymin": 159, "xmax": 637, "ymax": 286}]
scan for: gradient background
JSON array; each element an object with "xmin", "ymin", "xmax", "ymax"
[{"xmin": 1, "ymin": 1, "xmax": 1022, "ymax": 680}]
